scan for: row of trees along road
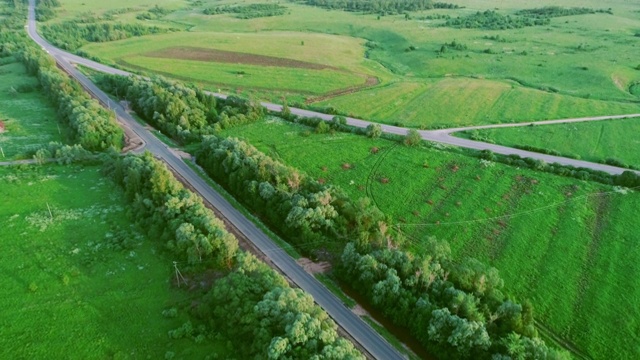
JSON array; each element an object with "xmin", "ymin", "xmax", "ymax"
[
  {"xmin": 14, "ymin": 46, "xmax": 124, "ymax": 151},
  {"xmin": 0, "ymin": 1, "xmax": 123, "ymax": 152},
  {"xmin": 195, "ymin": 136, "xmax": 570, "ymax": 359},
  {"xmin": 98, "ymin": 74, "xmax": 264, "ymax": 144},
  {"xmin": 104, "ymin": 152, "xmax": 364, "ymax": 359}
]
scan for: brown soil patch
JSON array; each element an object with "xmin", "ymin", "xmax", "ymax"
[
  {"xmin": 297, "ymin": 257, "xmax": 331, "ymax": 274},
  {"xmin": 145, "ymin": 46, "xmax": 338, "ymax": 71}
]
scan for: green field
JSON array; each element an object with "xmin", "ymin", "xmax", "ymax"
[
  {"xmin": 221, "ymin": 118, "xmax": 640, "ymax": 360},
  {"xmin": 120, "ymin": 55, "xmax": 368, "ymax": 94},
  {"xmin": 456, "ymin": 117, "xmax": 640, "ymax": 167},
  {"xmin": 317, "ymin": 78, "xmax": 640, "ymax": 128},
  {"xmin": 52, "ymin": 0, "xmax": 640, "ymax": 126},
  {"xmin": 0, "ymin": 164, "xmax": 229, "ymax": 359},
  {"xmin": 0, "ymin": 59, "xmax": 65, "ymax": 160}
]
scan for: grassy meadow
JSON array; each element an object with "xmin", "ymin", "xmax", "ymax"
[
  {"xmin": 0, "ymin": 59, "xmax": 65, "ymax": 160},
  {"xmin": 317, "ymin": 78, "xmax": 640, "ymax": 128},
  {"xmin": 220, "ymin": 118, "xmax": 640, "ymax": 360},
  {"xmin": 51, "ymin": 0, "xmax": 640, "ymax": 126},
  {"xmin": 456, "ymin": 117, "xmax": 640, "ymax": 167},
  {"xmin": 0, "ymin": 164, "xmax": 229, "ymax": 359}
]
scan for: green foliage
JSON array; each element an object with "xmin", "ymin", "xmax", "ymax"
[
  {"xmin": 299, "ymin": 0, "xmax": 459, "ymax": 15},
  {"xmin": 35, "ymin": 0, "xmax": 60, "ymax": 22},
  {"xmin": 0, "ymin": 164, "xmax": 225, "ymax": 359},
  {"xmin": 456, "ymin": 118, "xmax": 640, "ymax": 169},
  {"xmin": 337, "ymin": 242, "xmax": 569, "ymax": 359},
  {"xmin": 366, "ymin": 123, "xmax": 382, "ymax": 138},
  {"xmin": 445, "ymin": 10, "xmax": 550, "ymax": 30},
  {"xmin": 98, "ymin": 74, "xmax": 264, "ymax": 142},
  {"xmin": 41, "ymin": 21, "xmax": 175, "ymax": 52},
  {"xmin": 196, "ymin": 136, "xmax": 388, "ymax": 251},
  {"xmin": 404, "ymin": 129, "xmax": 422, "ymax": 146},
  {"xmin": 136, "ymin": 5, "xmax": 172, "ymax": 20},
  {"xmin": 103, "ymin": 152, "xmax": 239, "ymax": 268},
  {"xmin": 515, "ymin": 6, "xmax": 612, "ymax": 18},
  {"xmin": 13, "ymin": 46, "xmax": 123, "ymax": 151},
  {"xmin": 221, "ymin": 118, "xmax": 640, "ymax": 359},
  {"xmin": 204, "ymin": 4, "xmax": 287, "ymax": 19},
  {"xmin": 201, "ymin": 253, "xmax": 363, "ymax": 359}
]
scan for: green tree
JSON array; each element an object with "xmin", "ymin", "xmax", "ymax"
[{"xmin": 404, "ymin": 129, "xmax": 422, "ymax": 146}]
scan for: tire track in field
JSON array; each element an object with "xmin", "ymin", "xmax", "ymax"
[{"xmin": 364, "ymin": 143, "xmax": 398, "ymax": 210}]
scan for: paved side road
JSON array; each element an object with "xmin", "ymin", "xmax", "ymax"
[
  {"xmin": 26, "ymin": 1, "xmax": 405, "ymax": 359},
  {"xmin": 43, "ymin": 45, "xmax": 639, "ymax": 175}
]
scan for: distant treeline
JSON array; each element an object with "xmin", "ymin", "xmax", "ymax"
[
  {"xmin": 41, "ymin": 21, "xmax": 174, "ymax": 51},
  {"xmin": 445, "ymin": 10, "xmax": 549, "ymax": 30},
  {"xmin": 516, "ymin": 6, "xmax": 613, "ymax": 18},
  {"xmin": 296, "ymin": 0, "xmax": 459, "ymax": 14},
  {"xmin": 446, "ymin": 6, "xmax": 612, "ymax": 30},
  {"xmin": 204, "ymin": 4, "xmax": 288, "ymax": 19},
  {"xmin": 104, "ymin": 152, "xmax": 363, "ymax": 359}
]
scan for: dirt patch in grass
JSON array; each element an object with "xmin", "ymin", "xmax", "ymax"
[
  {"xmin": 297, "ymin": 257, "xmax": 331, "ymax": 274},
  {"xmin": 144, "ymin": 46, "xmax": 338, "ymax": 70}
]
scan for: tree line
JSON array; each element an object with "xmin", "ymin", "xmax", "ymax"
[
  {"xmin": 297, "ymin": 0, "xmax": 459, "ymax": 14},
  {"xmin": 196, "ymin": 136, "xmax": 388, "ymax": 251},
  {"xmin": 98, "ymin": 74, "xmax": 264, "ymax": 143},
  {"xmin": 445, "ymin": 10, "xmax": 550, "ymax": 30},
  {"xmin": 41, "ymin": 21, "xmax": 174, "ymax": 51},
  {"xmin": 515, "ymin": 6, "xmax": 612, "ymax": 18},
  {"xmin": 194, "ymin": 134, "xmax": 569, "ymax": 359},
  {"xmin": 204, "ymin": 4, "xmax": 288, "ymax": 19},
  {"xmin": 13, "ymin": 45, "xmax": 123, "ymax": 151},
  {"xmin": 104, "ymin": 152, "xmax": 363, "ymax": 359}
]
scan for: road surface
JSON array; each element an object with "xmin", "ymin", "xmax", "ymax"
[{"xmin": 25, "ymin": 1, "xmax": 406, "ymax": 359}]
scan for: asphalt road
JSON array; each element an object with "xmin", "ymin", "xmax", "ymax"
[
  {"xmin": 25, "ymin": 1, "xmax": 405, "ymax": 359},
  {"xmin": 28, "ymin": 10, "xmax": 639, "ymax": 176}
]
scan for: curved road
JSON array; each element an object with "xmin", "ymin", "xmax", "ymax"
[{"xmin": 26, "ymin": 1, "xmax": 405, "ymax": 359}]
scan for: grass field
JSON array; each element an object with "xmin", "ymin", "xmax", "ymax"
[
  {"xmin": 317, "ymin": 78, "xmax": 640, "ymax": 127},
  {"xmin": 57, "ymin": 0, "xmax": 640, "ymax": 126},
  {"xmin": 0, "ymin": 163, "xmax": 229, "ymax": 359},
  {"xmin": 120, "ymin": 55, "xmax": 368, "ymax": 94},
  {"xmin": 220, "ymin": 118, "xmax": 640, "ymax": 360},
  {"xmin": 456, "ymin": 117, "xmax": 640, "ymax": 167},
  {"xmin": 0, "ymin": 59, "xmax": 66, "ymax": 160}
]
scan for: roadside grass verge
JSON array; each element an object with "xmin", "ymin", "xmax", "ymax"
[{"xmin": 455, "ymin": 117, "xmax": 640, "ymax": 168}]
